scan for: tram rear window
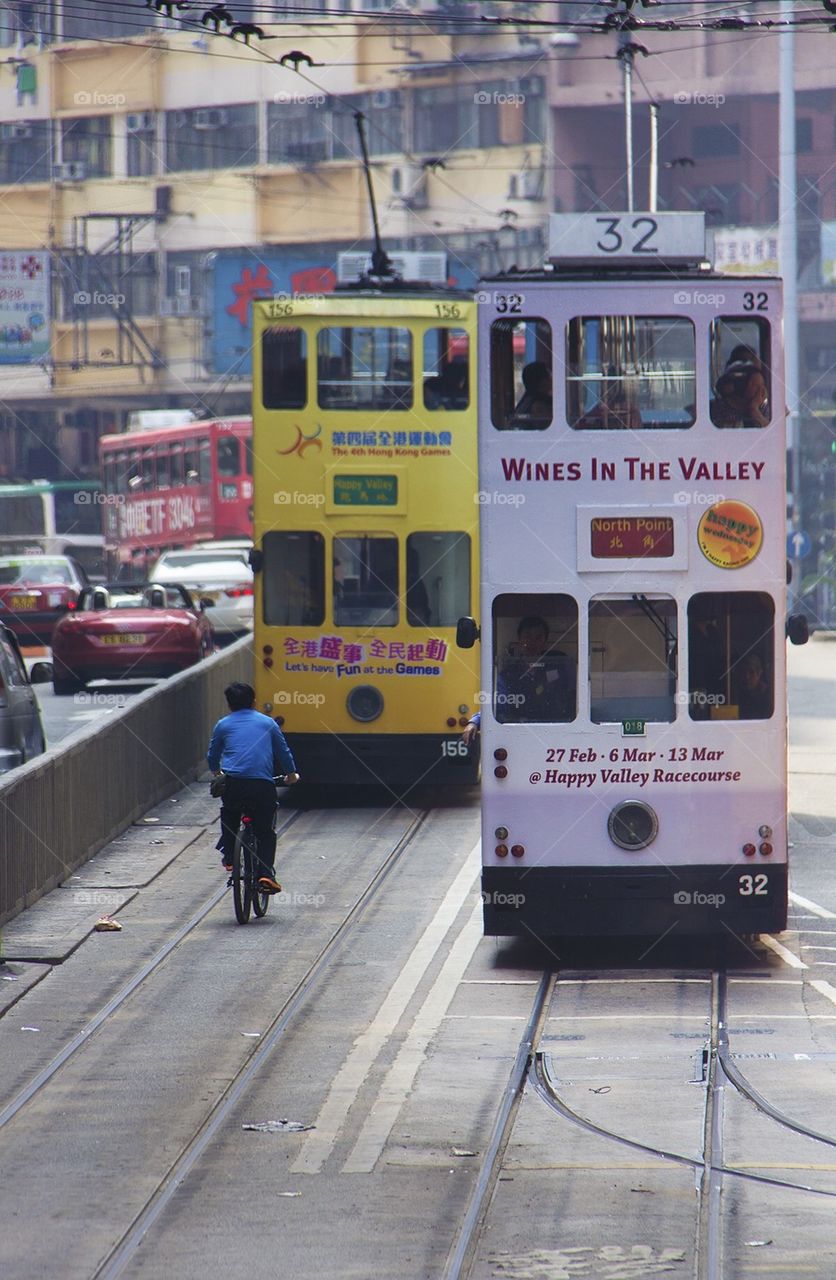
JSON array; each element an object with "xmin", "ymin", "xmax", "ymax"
[
  {"xmin": 589, "ymin": 597, "xmax": 677, "ymax": 723},
  {"xmin": 490, "ymin": 318, "xmax": 552, "ymax": 430},
  {"xmin": 407, "ymin": 533, "xmax": 470, "ymax": 626},
  {"xmin": 492, "ymin": 595, "xmax": 578, "ymax": 723},
  {"xmin": 262, "ymin": 327, "xmax": 307, "ymax": 410},
  {"xmin": 709, "ymin": 317, "xmax": 771, "ymax": 429},
  {"xmin": 334, "ymin": 535, "xmax": 398, "ymax": 627},
  {"xmin": 423, "ymin": 329, "xmax": 470, "ymax": 411},
  {"xmin": 262, "ymin": 531, "xmax": 324, "ymax": 626},
  {"xmin": 317, "ymin": 327, "xmax": 413, "ymax": 411},
  {"xmin": 688, "ymin": 592, "xmax": 774, "ymax": 719},
  {"xmin": 567, "ymin": 317, "xmax": 695, "ymax": 430}
]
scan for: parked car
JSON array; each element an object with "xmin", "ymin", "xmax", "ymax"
[
  {"xmin": 50, "ymin": 583, "xmax": 214, "ymax": 695},
  {"xmin": 149, "ymin": 544, "xmax": 253, "ymax": 637},
  {"xmin": 0, "ymin": 555, "xmax": 89, "ymax": 645},
  {"xmin": 0, "ymin": 622, "xmax": 47, "ymax": 771}
]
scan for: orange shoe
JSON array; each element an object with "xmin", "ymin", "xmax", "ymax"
[{"xmin": 257, "ymin": 875, "xmax": 282, "ymax": 895}]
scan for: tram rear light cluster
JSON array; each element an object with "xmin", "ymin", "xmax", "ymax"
[
  {"xmin": 742, "ymin": 843, "xmax": 756, "ymax": 857},
  {"xmin": 262, "ymin": 643, "xmax": 274, "ymax": 668},
  {"xmin": 495, "ymin": 844, "xmax": 508, "ymax": 857},
  {"xmin": 511, "ymin": 844, "xmax": 525, "ymax": 858}
]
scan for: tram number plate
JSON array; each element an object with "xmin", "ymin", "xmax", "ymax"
[
  {"xmin": 738, "ymin": 873, "xmax": 769, "ymax": 896},
  {"xmin": 441, "ymin": 739, "xmax": 469, "ymax": 757}
]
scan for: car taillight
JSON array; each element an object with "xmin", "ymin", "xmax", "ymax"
[{"xmin": 225, "ymin": 585, "xmax": 253, "ymax": 598}]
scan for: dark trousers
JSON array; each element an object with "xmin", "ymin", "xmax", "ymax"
[{"xmin": 219, "ymin": 776, "xmax": 277, "ymax": 878}]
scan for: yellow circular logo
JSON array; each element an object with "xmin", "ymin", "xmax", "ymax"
[{"xmin": 697, "ymin": 499, "xmax": 763, "ymax": 569}]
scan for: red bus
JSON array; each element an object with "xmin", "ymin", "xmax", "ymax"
[{"xmin": 99, "ymin": 417, "xmax": 252, "ymax": 577}]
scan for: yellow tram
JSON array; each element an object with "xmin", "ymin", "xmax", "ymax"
[{"xmin": 251, "ymin": 289, "xmax": 479, "ymax": 788}]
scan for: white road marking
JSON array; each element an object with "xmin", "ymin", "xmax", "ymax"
[
  {"xmin": 809, "ymin": 979, "xmax": 836, "ymax": 1008},
  {"xmin": 291, "ymin": 843, "xmax": 480, "ymax": 1175},
  {"xmin": 556, "ymin": 977, "xmax": 708, "ymax": 985},
  {"xmin": 461, "ymin": 979, "xmax": 538, "ymax": 985},
  {"xmin": 342, "ymin": 902, "xmax": 482, "ymax": 1173},
  {"xmin": 760, "ymin": 934, "xmax": 808, "ymax": 969},
  {"xmin": 789, "ymin": 890, "xmax": 836, "ymax": 920}
]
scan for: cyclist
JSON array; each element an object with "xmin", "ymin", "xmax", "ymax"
[{"xmin": 207, "ymin": 681, "xmax": 299, "ymax": 894}]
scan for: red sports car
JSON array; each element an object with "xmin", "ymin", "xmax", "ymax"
[
  {"xmin": 51, "ymin": 583, "xmax": 214, "ymax": 695},
  {"xmin": 0, "ymin": 555, "xmax": 88, "ymax": 645}
]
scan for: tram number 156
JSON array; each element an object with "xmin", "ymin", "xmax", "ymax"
[
  {"xmin": 441, "ymin": 739, "xmax": 470, "ymax": 757},
  {"xmin": 738, "ymin": 873, "xmax": 769, "ymax": 896}
]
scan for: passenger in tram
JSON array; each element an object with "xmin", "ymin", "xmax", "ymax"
[
  {"xmin": 735, "ymin": 652, "xmax": 772, "ymax": 719},
  {"xmin": 207, "ymin": 681, "xmax": 300, "ymax": 894},
  {"xmin": 513, "ymin": 361, "xmax": 552, "ymax": 422},
  {"xmin": 688, "ymin": 614, "xmax": 728, "ymax": 718},
  {"xmin": 710, "ymin": 360, "xmax": 769, "ymax": 429},
  {"xmin": 498, "ymin": 615, "xmax": 574, "ymax": 722},
  {"xmin": 405, "ymin": 546, "xmax": 431, "ymax": 626},
  {"xmin": 424, "ymin": 362, "xmax": 468, "ymax": 410}
]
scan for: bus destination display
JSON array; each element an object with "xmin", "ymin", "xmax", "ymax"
[{"xmin": 590, "ymin": 515, "xmax": 674, "ymax": 559}]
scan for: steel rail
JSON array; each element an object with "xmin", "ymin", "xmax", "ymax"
[
  {"xmin": 95, "ymin": 807, "xmax": 432, "ymax": 1279},
  {"xmin": 0, "ymin": 808, "xmax": 305, "ymax": 1133},
  {"xmin": 441, "ymin": 969, "xmax": 555, "ymax": 1280},
  {"xmin": 697, "ymin": 971, "xmax": 724, "ymax": 1280}
]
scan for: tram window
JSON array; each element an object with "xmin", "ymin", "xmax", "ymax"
[
  {"xmin": 490, "ymin": 318, "xmax": 552, "ymax": 430},
  {"xmin": 492, "ymin": 594, "xmax": 578, "ymax": 723},
  {"xmin": 589, "ymin": 596, "xmax": 677, "ymax": 724},
  {"xmin": 709, "ymin": 318, "xmax": 771, "ymax": 429},
  {"xmin": 423, "ymin": 329, "xmax": 469, "ymax": 411},
  {"xmin": 216, "ymin": 435, "xmax": 240, "ymax": 477},
  {"xmin": 567, "ymin": 316, "xmax": 696, "ymax": 430},
  {"xmin": 262, "ymin": 327, "xmax": 307, "ymax": 410},
  {"xmin": 334, "ymin": 535, "xmax": 399, "ymax": 627},
  {"xmin": 262, "ymin": 531, "xmax": 325, "ymax": 627},
  {"xmin": 406, "ymin": 533, "xmax": 470, "ymax": 626},
  {"xmin": 317, "ymin": 327, "xmax": 413, "ymax": 411},
  {"xmin": 688, "ymin": 592, "xmax": 774, "ymax": 719}
]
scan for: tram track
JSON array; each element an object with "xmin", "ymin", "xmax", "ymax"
[{"xmin": 445, "ymin": 964, "xmax": 836, "ymax": 1280}]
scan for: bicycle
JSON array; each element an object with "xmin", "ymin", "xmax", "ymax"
[{"xmin": 227, "ymin": 775, "xmax": 294, "ymax": 925}]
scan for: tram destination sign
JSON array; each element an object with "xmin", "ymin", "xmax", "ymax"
[
  {"xmin": 549, "ymin": 212, "xmax": 706, "ymax": 264},
  {"xmin": 590, "ymin": 515, "xmax": 674, "ymax": 559},
  {"xmin": 333, "ymin": 474, "xmax": 398, "ymax": 506}
]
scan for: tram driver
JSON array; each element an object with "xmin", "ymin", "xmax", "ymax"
[{"xmin": 496, "ymin": 615, "xmax": 574, "ymax": 723}]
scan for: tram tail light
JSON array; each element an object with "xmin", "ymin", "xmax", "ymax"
[
  {"xmin": 742, "ymin": 843, "xmax": 756, "ymax": 857},
  {"xmin": 759, "ymin": 842, "xmax": 773, "ymax": 856},
  {"xmin": 446, "ymin": 717, "xmax": 457, "ymax": 727},
  {"xmin": 494, "ymin": 765, "xmax": 508, "ymax": 779},
  {"xmin": 495, "ymin": 844, "xmax": 508, "ymax": 857},
  {"xmin": 511, "ymin": 844, "xmax": 525, "ymax": 858},
  {"xmin": 495, "ymin": 826, "xmax": 508, "ymax": 840},
  {"xmin": 494, "ymin": 748, "xmax": 507, "ymax": 761},
  {"xmin": 458, "ymin": 717, "xmax": 469, "ymax": 727},
  {"xmin": 263, "ymin": 657, "xmax": 274, "ymax": 668}
]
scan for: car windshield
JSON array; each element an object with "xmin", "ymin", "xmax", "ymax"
[{"xmin": 0, "ymin": 559, "xmax": 73, "ymax": 585}]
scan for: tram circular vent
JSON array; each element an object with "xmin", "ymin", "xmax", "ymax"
[
  {"xmin": 347, "ymin": 685, "xmax": 384, "ymax": 723},
  {"xmin": 607, "ymin": 800, "xmax": 658, "ymax": 851}
]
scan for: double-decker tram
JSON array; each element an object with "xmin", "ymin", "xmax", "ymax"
[
  {"xmin": 463, "ymin": 211, "xmax": 807, "ymax": 937},
  {"xmin": 251, "ymin": 273, "xmax": 479, "ymax": 789}
]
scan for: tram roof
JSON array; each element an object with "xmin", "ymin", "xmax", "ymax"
[{"xmin": 481, "ymin": 266, "xmax": 778, "ymax": 284}]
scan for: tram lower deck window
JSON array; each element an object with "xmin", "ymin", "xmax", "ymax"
[
  {"xmin": 688, "ymin": 592, "xmax": 774, "ymax": 719},
  {"xmin": 262, "ymin": 531, "xmax": 324, "ymax": 627},
  {"xmin": 318, "ymin": 327, "xmax": 413, "ymax": 411},
  {"xmin": 492, "ymin": 595, "xmax": 578, "ymax": 722},
  {"xmin": 589, "ymin": 596, "xmax": 677, "ymax": 723},
  {"xmin": 407, "ymin": 532, "xmax": 470, "ymax": 626},
  {"xmin": 567, "ymin": 316, "xmax": 696, "ymax": 430}
]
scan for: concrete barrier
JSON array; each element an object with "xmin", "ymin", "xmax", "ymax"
[{"xmin": 0, "ymin": 636, "xmax": 253, "ymax": 927}]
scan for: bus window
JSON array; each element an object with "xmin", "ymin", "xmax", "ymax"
[
  {"xmin": 492, "ymin": 594, "xmax": 578, "ymax": 723},
  {"xmin": 170, "ymin": 446, "xmax": 184, "ymax": 487},
  {"xmin": 688, "ymin": 592, "xmax": 774, "ymax": 719},
  {"xmin": 55, "ymin": 488, "xmax": 99, "ymax": 536},
  {"xmin": 262, "ymin": 327, "xmax": 307, "ymax": 409},
  {"xmin": 184, "ymin": 443, "xmax": 199, "ymax": 486},
  {"xmin": 423, "ymin": 329, "xmax": 469, "ymax": 411},
  {"xmin": 567, "ymin": 317, "xmax": 696, "ymax": 429},
  {"xmin": 198, "ymin": 438, "xmax": 211, "ymax": 485},
  {"xmin": 490, "ymin": 319, "xmax": 552, "ymax": 430},
  {"xmin": 245, "ymin": 437, "xmax": 253, "ymax": 475},
  {"xmin": 115, "ymin": 452, "xmax": 130, "ymax": 495},
  {"xmin": 709, "ymin": 317, "xmax": 771, "ymax": 429},
  {"xmin": 334, "ymin": 535, "xmax": 398, "ymax": 627},
  {"xmin": 406, "ymin": 533, "xmax": 470, "ymax": 626},
  {"xmin": 156, "ymin": 447, "xmax": 171, "ymax": 489},
  {"xmin": 141, "ymin": 448, "xmax": 155, "ymax": 489},
  {"xmin": 217, "ymin": 435, "xmax": 241, "ymax": 477},
  {"xmin": 263, "ymin": 531, "xmax": 324, "ymax": 626},
  {"xmin": 317, "ymin": 327, "xmax": 413, "ymax": 411},
  {"xmin": 589, "ymin": 596, "xmax": 677, "ymax": 723}
]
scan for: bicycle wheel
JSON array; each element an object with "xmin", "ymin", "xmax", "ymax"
[{"xmin": 232, "ymin": 825, "xmax": 252, "ymax": 924}]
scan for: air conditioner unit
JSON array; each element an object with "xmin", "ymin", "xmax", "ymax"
[
  {"xmin": 371, "ymin": 90, "xmax": 393, "ymax": 110},
  {"xmin": 174, "ymin": 265, "xmax": 191, "ymax": 297},
  {"xmin": 1, "ymin": 123, "xmax": 33, "ymax": 141},
  {"xmin": 54, "ymin": 161, "xmax": 86, "ymax": 181},
  {"xmin": 194, "ymin": 108, "xmax": 227, "ymax": 130},
  {"xmin": 392, "ymin": 164, "xmax": 429, "ymax": 210},
  {"xmin": 520, "ymin": 168, "xmax": 544, "ymax": 200},
  {"xmin": 126, "ymin": 112, "xmax": 153, "ymax": 134}
]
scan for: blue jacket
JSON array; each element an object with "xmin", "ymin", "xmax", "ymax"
[{"xmin": 207, "ymin": 708, "xmax": 296, "ymax": 782}]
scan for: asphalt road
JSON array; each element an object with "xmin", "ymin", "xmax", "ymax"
[{"xmin": 33, "ymin": 679, "xmax": 159, "ymax": 751}]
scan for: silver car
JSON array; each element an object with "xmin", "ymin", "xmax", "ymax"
[
  {"xmin": 149, "ymin": 545, "xmax": 253, "ymax": 637},
  {"xmin": 0, "ymin": 623, "xmax": 47, "ymax": 772}
]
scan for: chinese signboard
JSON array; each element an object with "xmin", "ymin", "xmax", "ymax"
[
  {"xmin": 590, "ymin": 516, "xmax": 674, "ymax": 558},
  {"xmin": 0, "ymin": 251, "xmax": 49, "ymax": 364}
]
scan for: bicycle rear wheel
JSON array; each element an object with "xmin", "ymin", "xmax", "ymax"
[
  {"xmin": 252, "ymin": 873, "xmax": 270, "ymax": 918},
  {"xmin": 232, "ymin": 826, "xmax": 252, "ymax": 924}
]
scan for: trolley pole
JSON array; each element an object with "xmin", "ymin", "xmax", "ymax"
[
  {"xmin": 648, "ymin": 102, "xmax": 659, "ymax": 213},
  {"xmin": 779, "ymin": 3, "xmax": 801, "ymax": 601},
  {"xmin": 618, "ymin": 33, "xmax": 635, "ymax": 213}
]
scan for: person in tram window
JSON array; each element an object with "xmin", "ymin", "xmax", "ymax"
[
  {"xmin": 499, "ymin": 615, "xmax": 573, "ymax": 723},
  {"xmin": 513, "ymin": 361, "xmax": 552, "ymax": 422},
  {"xmin": 710, "ymin": 359, "xmax": 769, "ymax": 429},
  {"xmin": 735, "ymin": 652, "xmax": 772, "ymax": 719}
]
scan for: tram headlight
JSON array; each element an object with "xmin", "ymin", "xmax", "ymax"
[
  {"xmin": 607, "ymin": 800, "xmax": 658, "ymax": 851},
  {"xmin": 346, "ymin": 685, "xmax": 384, "ymax": 723}
]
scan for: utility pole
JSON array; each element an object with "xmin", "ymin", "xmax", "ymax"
[{"xmin": 779, "ymin": 2, "xmax": 801, "ymax": 601}]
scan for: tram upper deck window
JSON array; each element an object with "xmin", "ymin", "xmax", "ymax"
[
  {"xmin": 589, "ymin": 596, "xmax": 677, "ymax": 723},
  {"xmin": 406, "ymin": 532, "xmax": 470, "ymax": 626},
  {"xmin": 262, "ymin": 531, "xmax": 325, "ymax": 627},
  {"xmin": 490, "ymin": 318, "xmax": 553, "ymax": 430},
  {"xmin": 423, "ymin": 328, "xmax": 469, "ymax": 411},
  {"xmin": 709, "ymin": 317, "xmax": 770, "ymax": 428},
  {"xmin": 567, "ymin": 317, "xmax": 696, "ymax": 430},
  {"xmin": 687, "ymin": 592, "xmax": 774, "ymax": 719},
  {"xmin": 318, "ymin": 327, "xmax": 413, "ymax": 411},
  {"xmin": 492, "ymin": 594, "xmax": 578, "ymax": 723},
  {"xmin": 334, "ymin": 534, "xmax": 399, "ymax": 627},
  {"xmin": 262, "ymin": 327, "xmax": 307, "ymax": 410}
]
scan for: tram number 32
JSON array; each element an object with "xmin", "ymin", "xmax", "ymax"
[
  {"xmin": 739, "ymin": 873, "xmax": 769, "ymax": 896},
  {"xmin": 595, "ymin": 216, "xmax": 660, "ymax": 254}
]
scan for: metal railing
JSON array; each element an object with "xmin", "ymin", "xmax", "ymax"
[{"xmin": 0, "ymin": 637, "xmax": 252, "ymax": 927}]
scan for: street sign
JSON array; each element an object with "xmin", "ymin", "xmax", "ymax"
[{"xmin": 787, "ymin": 530, "xmax": 812, "ymax": 559}]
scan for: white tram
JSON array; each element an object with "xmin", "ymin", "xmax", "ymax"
[{"xmin": 460, "ymin": 212, "xmax": 807, "ymax": 937}]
